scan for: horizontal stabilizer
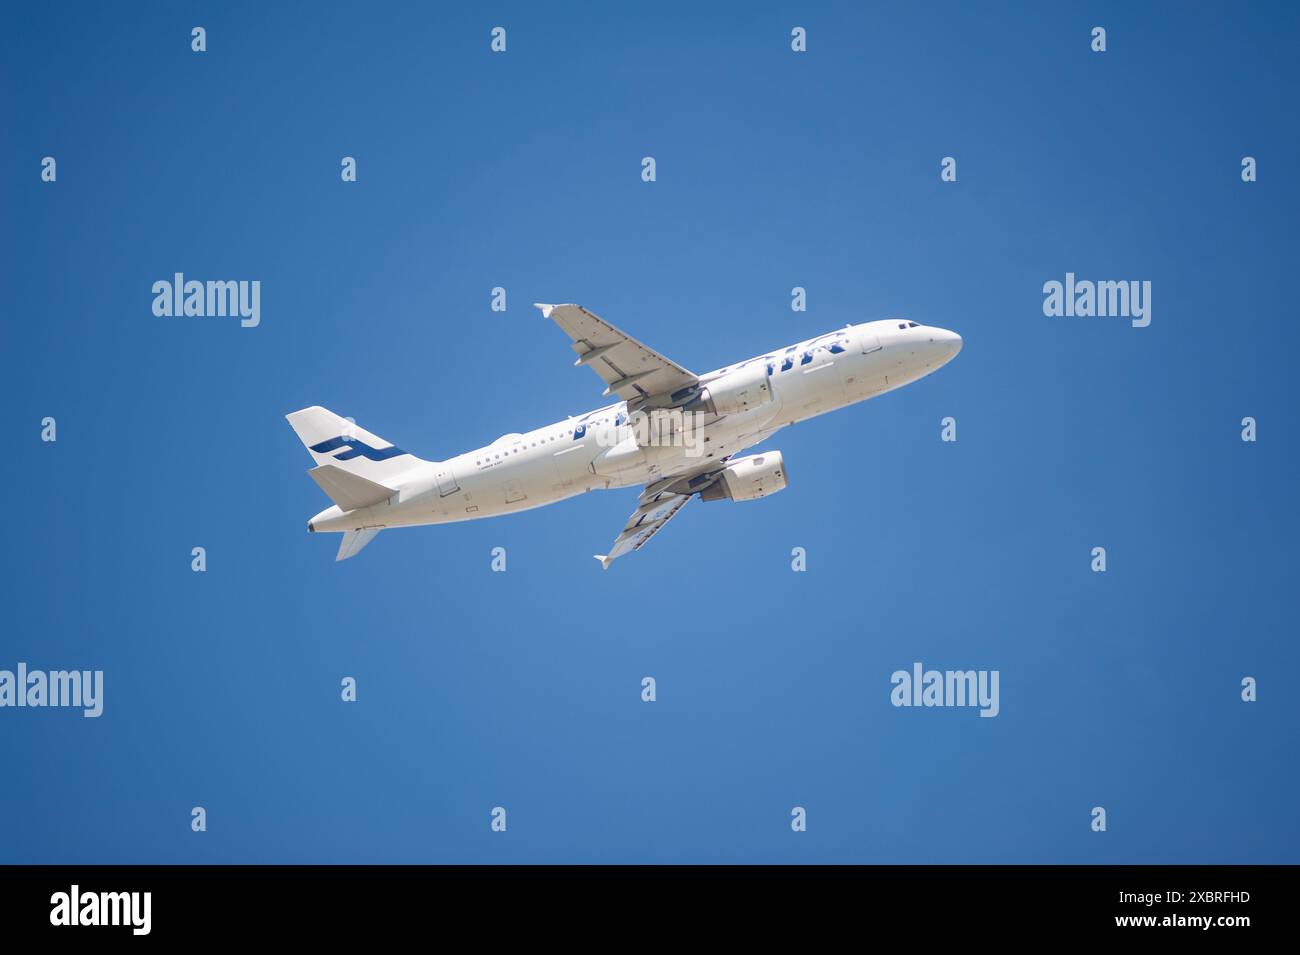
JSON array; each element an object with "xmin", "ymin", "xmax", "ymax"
[
  {"xmin": 337, "ymin": 527, "xmax": 381, "ymax": 561},
  {"xmin": 308, "ymin": 465, "xmax": 394, "ymax": 512}
]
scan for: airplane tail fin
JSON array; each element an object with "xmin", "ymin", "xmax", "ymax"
[{"xmin": 286, "ymin": 406, "xmax": 425, "ymax": 485}]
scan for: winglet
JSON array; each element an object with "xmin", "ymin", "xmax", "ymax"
[
  {"xmin": 533, "ymin": 303, "xmax": 556, "ymax": 319},
  {"xmin": 593, "ymin": 554, "xmax": 613, "ymax": 570}
]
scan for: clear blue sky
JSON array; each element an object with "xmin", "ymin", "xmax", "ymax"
[{"xmin": 3, "ymin": 1, "xmax": 1297, "ymax": 863}]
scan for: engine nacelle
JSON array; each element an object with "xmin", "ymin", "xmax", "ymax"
[
  {"xmin": 687, "ymin": 361, "xmax": 773, "ymax": 416},
  {"xmin": 700, "ymin": 451, "xmax": 788, "ymax": 502}
]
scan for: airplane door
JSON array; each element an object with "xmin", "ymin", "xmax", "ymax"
[
  {"xmin": 435, "ymin": 466, "xmax": 459, "ymax": 496},
  {"xmin": 858, "ymin": 328, "xmax": 882, "ymax": 354}
]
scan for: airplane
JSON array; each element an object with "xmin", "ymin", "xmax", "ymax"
[{"xmin": 287, "ymin": 304, "xmax": 962, "ymax": 567}]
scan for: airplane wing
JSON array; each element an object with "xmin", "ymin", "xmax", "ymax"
[
  {"xmin": 594, "ymin": 487, "xmax": 693, "ymax": 570},
  {"xmin": 535, "ymin": 303, "xmax": 698, "ymax": 405},
  {"xmin": 593, "ymin": 460, "xmax": 732, "ymax": 569}
]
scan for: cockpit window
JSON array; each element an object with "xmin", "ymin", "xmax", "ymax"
[{"xmin": 908, "ymin": 321, "xmax": 919, "ymax": 328}]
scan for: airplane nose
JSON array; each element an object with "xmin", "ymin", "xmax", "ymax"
[{"xmin": 932, "ymin": 328, "xmax": 962, "ymax": 360}]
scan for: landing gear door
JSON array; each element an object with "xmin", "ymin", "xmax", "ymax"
[{"xmin": 858, "ymin": 327, "xmax": 882, "ymax": 354}]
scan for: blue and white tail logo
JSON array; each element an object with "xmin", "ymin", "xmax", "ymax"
[{"xmin": 310, "ymin": 436, "xmax": 408, "ymax": 462}]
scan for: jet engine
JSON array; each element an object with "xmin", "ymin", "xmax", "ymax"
[
  {"xmin": 683, "ymin": 361, "xmax": 773, "ymax": 416},
  {"xmin": 699, "ymin": 451, "xmax": 787, "ymax": 502}
]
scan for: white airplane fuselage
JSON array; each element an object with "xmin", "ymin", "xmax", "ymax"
[{"xmin": 307, "ymin": 319, "xmax": 962, "ymax": 535}]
